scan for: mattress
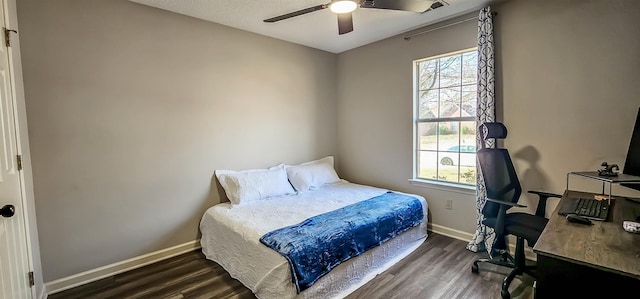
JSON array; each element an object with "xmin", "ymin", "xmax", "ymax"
[{"xmin": 199, "ymin": 181, "xmax": 428, "ymax": 299}]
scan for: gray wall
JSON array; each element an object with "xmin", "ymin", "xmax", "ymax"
[
  {"xmin": 336, "ymin": 14, "xmax": 480, "ymax": 233},
  {"xmin": 16, "ymin": 0, "xmax": 640, "ymax": 286},
  {"xmin": 336, "ymin": 0, "xmax": 640, "ymax": 234},
  {"xmin": 496, "ymin": 0, "xmax": 640, "ymax": 199},
  {"xmin": 17, "ymin": 0, "xmax": 337, "ymax": 282}
]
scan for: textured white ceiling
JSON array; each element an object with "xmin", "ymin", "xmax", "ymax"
[{"xmin": 129, "ymin": 0, "xmax": 490, "ymax": 53}]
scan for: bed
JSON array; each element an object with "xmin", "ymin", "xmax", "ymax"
[{"xmin": 200, "ymin": 157, "xmax": 429, "ymax": 299}]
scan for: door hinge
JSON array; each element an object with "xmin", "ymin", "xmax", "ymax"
[
  {"xmin": 17, "ymin": 155, "xmax": 22, "ymax": 171},
  {"xmin": 3, "ymin": 27, "xmax": 17, "ymax": 47},
  {"xmin": 28, "ymin": 271, "xmax": 34, "ymax": 286}
]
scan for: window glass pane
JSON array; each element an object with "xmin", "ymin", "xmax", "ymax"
[
  {"xmin": 439, "ymin": 87, "xmax": 462, "ymax": 118},
  {"xmin": 439, "ymin": 55, "xmax": 462, "ymax": 88},
  {"xmin": 437, "ymin": 121, "xmax": 460, "ymax": 151},
  {"xmin": 438, "ymin": 151, "xmax": 460, "ymax": 183},
  {"xmin": 418, "ymin": 151, "xmax": 438, "ymax": 180},
  {"xmin": 418, "ymin": 90, "xmax": 438, "ymax": 119},
  {"xmin": 459, "ymin": 154, "xmax": 477, "ymax": 184},
  {"xmin": 417, "ymin": 122, "xmax": 437, "ymax": 150},
  {"xmin": 461, "ymin": 85, "xmax": 476, "ymax": 117},
  {"xmin": 438, "ymin": 150, "xmax": 459, "ymax": 166},
  {"xmin": 460, "ymin": 121, "xmax": 476, "ymax": 147},
  {"xmin": 413, "ymin": 49, "xmax": 477, "ymax": 188},
  {"xmin": 458, "ymin": 152, "xmax": 476, "ymax": 167},
  {"xmin": 462, "ymin": 52, "xmax": 478, "ymax": 85},
  {"xmin": 419, "ymin": 60, "xmax": 438, "ymax": 90}
]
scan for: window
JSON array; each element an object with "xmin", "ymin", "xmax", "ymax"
[{"xmin": 413, "ymin": 48, "xmax": 478, "ymax": 186}]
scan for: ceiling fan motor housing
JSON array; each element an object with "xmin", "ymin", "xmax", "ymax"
[{"xmin": 264, "ymin": 0, "xmax": 448, "ymax": 35}]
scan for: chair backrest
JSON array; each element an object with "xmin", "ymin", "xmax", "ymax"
[{"xmin": 478, "ymin": 122, "xmax": 522, "ymax": 218}]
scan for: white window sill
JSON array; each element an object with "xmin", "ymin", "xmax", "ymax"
[{"xmin": 408, "ymin": 178, "xmax": 476, "ymax": 196}]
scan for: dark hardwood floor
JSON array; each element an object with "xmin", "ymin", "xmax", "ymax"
[{"xmin": 49, "ymin": 233, "xmax": 534, "ymax": 299}]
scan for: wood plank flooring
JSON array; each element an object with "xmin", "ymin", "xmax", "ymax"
[{"xmin": 49, "ymin": 233, "xmax": 534, "ymax": 299}]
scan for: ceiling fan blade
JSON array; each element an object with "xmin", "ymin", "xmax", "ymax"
[
  {"xmin": 337, "ymin": 13, "xmax": 353, "ymax": 35},
  {"xmin": 264, "ymin": 4, "xmax": 326, "ymax": 23},
  {"xmin": 361, "ymin": 0, "xmax": 437, "ymax": 13}
]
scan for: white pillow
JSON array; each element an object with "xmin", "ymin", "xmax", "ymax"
[
  {"xmin": 215, "ymin": 164, "xmax": 295, "ymax": 205},
  {"xmin": 286, "ymin": 156, "xmax": 341, "ymax": 192}
]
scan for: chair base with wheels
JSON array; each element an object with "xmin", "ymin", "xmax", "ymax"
[{"xmin": 471, "ymin": 217, "xmax": 540, "ymax": 299}]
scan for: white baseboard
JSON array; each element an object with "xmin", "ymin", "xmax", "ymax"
[
  {"xmin": 428, "ymin": 223, "xmax": 475, "ymax": 241},
  {"xmin": 45, "ymin": 240, "xmax": 201, "ymax": 296},
  {"xmin": 427, "ymin": 223, "xmax": 537, "ymax": 261}
]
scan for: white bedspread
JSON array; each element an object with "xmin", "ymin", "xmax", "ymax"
[{"xmin": 200, "ymin": 181, "xmax": 428, "ymax": 299}]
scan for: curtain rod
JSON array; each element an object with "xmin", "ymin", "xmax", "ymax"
[{"xmin": 403, "ymin": 12, "xmax": 497, "ymax": 41}]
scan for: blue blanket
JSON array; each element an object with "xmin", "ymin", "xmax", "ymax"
[{"xmin": 259, "ymin": 191, "xmax": 424, "ymax": 293}]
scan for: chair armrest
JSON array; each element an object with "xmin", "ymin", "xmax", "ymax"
[
  {"xmin": 486, "ymin": 197, "xmax": 527, "ymax": 208},
  {"xmin": 485, "ymin": 198, "xmax": 525, "ymax": 236},
  {"xmin": 528, "ymin": 190, "xmax": 562, "ymax": 217}
]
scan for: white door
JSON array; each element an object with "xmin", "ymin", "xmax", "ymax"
[{"xmin": 0, "ymin": 0, "xmax": 31, "ymax": 297}]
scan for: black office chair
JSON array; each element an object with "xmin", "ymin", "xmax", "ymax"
[{"xmin": 470, "ymin": 122, "xmax": 561, "ymax": 299}]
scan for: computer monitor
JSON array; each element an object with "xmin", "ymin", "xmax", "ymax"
[{"xmin": 621, "ymin": 107, "xmax": 640, "ymax": 192}]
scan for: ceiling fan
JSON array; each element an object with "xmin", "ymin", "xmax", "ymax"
[{"xmin": 263, "ymin": 0, "xmax": 448, "ymax": 35}]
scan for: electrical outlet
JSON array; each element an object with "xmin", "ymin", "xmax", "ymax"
[{"xmin": 446, "ymin": 199, "xmax": 453, "ymax": 210}]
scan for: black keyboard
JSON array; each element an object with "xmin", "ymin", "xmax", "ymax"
[{"xmin": 574, "ymin": 197, "xmax": 609, "ymax": 219}]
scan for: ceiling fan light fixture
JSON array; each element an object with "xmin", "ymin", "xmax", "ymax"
[{"xmin": 329, "ymin": 0, "xmax": 358, "ymax": 14}]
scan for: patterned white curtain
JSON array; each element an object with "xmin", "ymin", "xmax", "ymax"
[{"xmin": 466, "ymin": 6, "xmax": 496, "ymax": 254}]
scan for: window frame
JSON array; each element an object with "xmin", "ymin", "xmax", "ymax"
[{"xmin": 411, "ymin": 47, "xmax": 478, "ymax": 191}]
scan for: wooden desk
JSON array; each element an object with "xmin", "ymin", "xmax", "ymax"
[{"xmin": 533, "ymin": 190, "xmax": 640, "ymax": 297}]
